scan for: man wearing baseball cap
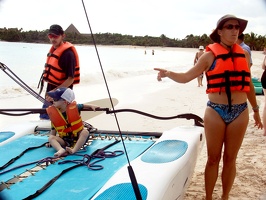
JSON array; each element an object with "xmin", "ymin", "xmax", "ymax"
[
  {"xmin": 39, "ymin": 24, "xmax": 80, "ymax": 119},
  {"xmin": 48, "ymin": 24, "xmax": 64, "ymax": 36}
]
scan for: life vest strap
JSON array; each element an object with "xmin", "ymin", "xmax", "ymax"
[
  {"xmin": 207, "ymin": 81, "xmax": 250, "ymax": 89},
  {"xmin": 216, "ymin": 52, "xmax": 245, "ymax": 61},
  {"xmin": 207, "ymin": 70, "xmax": 250, "ymax": 80},
  {"xmin": 70, "ymin": 118, "xmax": 83, "ymax": 127},
  {"xmin": 224, "ymin": 71, "xmax": 232, "ymax": 112},
  {"xmin": 45, "ymin": 63, "xmax": 64, "ymax": 73},
  {"xmin": 47, "ymin": 53, "xmax": 59, "ymax": 59}
]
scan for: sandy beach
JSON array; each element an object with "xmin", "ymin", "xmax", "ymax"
[
  {"xmin": 86, "ymin": 76, "xmax": 266, "ymax": 200},
  {"xmin": 183, "ymin": 55, "xmax": 266, "ymax": 200},
  {"xmin": 1, "ymin": 47, "xmax": 266, "ymax": 199}
]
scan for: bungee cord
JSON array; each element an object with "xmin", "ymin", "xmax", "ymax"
[
  {"xmin": 0, "ymin": 107, "xmax": 204, "ymax": 127},
  {"xmin": 21, "ymin": 140, "xmax": 122, "ymax": 200}
]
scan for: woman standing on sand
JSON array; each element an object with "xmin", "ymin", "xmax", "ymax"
[{"xmin": 155, "ymin": 14, "xmax": 263, "ymax": 200}]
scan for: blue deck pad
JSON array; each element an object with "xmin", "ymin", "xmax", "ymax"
[
  {"xmin": 95, "ymin": 183, "xmax": 148, "ymax": 200},
  {"xmin": 141, "ymin": 140, "xmax": 188, "ymax": 163},
  {"xmin": 0, "ymin": 135, "xmax": 52, "ymax": 182},
  {"xmin": 0, "ymin": 135, "xmax": 154, "ymax": 200},
  {"xmin": 0, "ymin": 131, "xmax": 15, "ymax": 143}
]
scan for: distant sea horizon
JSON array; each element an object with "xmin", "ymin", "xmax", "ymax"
[{"xmin": 0, "ymin": 41, "xmax": 197, "ymax": 99}]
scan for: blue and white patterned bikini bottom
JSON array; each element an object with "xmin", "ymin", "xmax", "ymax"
[{"xmin": 207, "ymin": 101, "xmax": 248, "ymax": 124}]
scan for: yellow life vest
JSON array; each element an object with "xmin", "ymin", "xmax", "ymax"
[{"xmin": 46, "ymin": 101, "xmax": 84, "ymax": 139}]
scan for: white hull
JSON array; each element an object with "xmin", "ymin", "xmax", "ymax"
[
  {"xmin": 92, "ymin": 125, "xmax": 205, "ymax": 200},
  {"xmin": 0, "ymin": 119, "xmax": 204, "ymax": 199},
  {"xmin": 0, "ymin": 120, "xmax": 50, "ymax": 146}
]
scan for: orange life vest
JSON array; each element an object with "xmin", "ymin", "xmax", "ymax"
[
  {"xmin": 205, "ymin": 43, "xmax": 250, "ymax": 111},
  {"xmin": 206, "ymin": 43, "xmax": 250, "ymax": 93},
  {"xmin": 43, "ymin": 42, "xmax": 80, "ymax": 86},
  {"xmin": 46, "ymin": 101, "xmax": 84, "ymax": 140}
]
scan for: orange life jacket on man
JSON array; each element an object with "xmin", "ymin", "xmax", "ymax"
[
  {"xmin": 46, "ymin": 101, "xmax": 84, "ymax": 142},
  {"xmin": 43, "ymin": 42, "xmax": 80, "ymax": 86},
  {"xmin": 205, "ymin": 43, "xmax": 250, "ymax": 110}
]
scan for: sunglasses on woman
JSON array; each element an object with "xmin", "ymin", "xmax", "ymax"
[{"xmin": 223, "ymin": 24, "xmax": 240, "ymax": 30}]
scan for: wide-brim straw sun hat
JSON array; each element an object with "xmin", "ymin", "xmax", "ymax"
[{"xmin": 210, "ymin": 14, "xmax": 248, "ymax": 43}]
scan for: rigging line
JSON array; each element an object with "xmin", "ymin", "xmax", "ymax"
[
  {"xmin": 4, "ymin": 63, "xmax": 49, "ymax": 105},
  {"xmin": 1, "ymin": 67, "xmax": 34, "ymax": 96},
  {"xmin": 81, "ymin": 1, "xmax": 130, "ymax": 165},
  {"xmin": 0, "ymin": 62, "xmax": 51, "ymax": 106},
  {"xmin": 81, "ymin": 1, "xmax": 142, "ymax": 199},
  {"xmin": 0, "ymin": 62, "xmax": 36, "ymax": 98}
]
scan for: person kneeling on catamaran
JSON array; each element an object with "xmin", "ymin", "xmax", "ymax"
[{"xmin": 45, "ymin": 87, "xmax": 99, "ymax": 157}]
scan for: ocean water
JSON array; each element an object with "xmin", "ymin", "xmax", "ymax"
[
  {"xmin": 1, "ymin": 41, "xmax": 264, "ymax": 129},
  {"xmin": 0, "ymin": 41, "xmax": 196, "ymax": 99}
]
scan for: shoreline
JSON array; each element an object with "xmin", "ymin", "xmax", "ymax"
[{"xmin": 1, "ymin": 41, "xmax": 266, "ymax": 52}]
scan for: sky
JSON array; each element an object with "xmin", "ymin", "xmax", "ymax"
[{"xmin": 0, "ymin": 0, "xmax": 266, "ymax": 39}]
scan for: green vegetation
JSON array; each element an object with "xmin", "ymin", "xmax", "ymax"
[{"xmin": 0, "ymin": 28, "xmax": 266, "ymax": 50}]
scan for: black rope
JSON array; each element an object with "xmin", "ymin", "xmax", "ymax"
[
  {"xmin": 0, "ymin": 108, "xmax": 204, "ymax": 127},
  {"xmin": 0, "ymin": 107, "xmax": 106, "ymax": 116},
  {"xmin": 0, "ymin": 157, "xmax": 58, "ymax": 176},
  {"xmin": 22, "ymin": 140, "xmax": 121, "ymax": 200},
  {"xmin": 0, "ymin": 142, "xmax": 47, "ymax": 171},
  {"xmin": 0, "ymin": 107, "xmax": 47, "ymax": 116},
  {"xmin": 0, "ymin": 111, "xmax": 38, "ymax": 116},
  {"xmin": 80, "ymin": 0, "xmax": 130, "ymax": 170},
  {"xmin": 22, "ymin": 163, "xmax": 82, "ymax": 200},
  {"xmin": 106, "ymin": 109, "xmax": 204, "ymax": 125},
  {"xmin": 81, "ymin": 1, "xmax": 142, "ymax": 199},
  {"xmin": 80, "ymin": 1, "xmax": 126, "ymax": 159}
]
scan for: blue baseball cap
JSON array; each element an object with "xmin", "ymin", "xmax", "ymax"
[{"xmin": 47, "ymin": 87, "xmax": 75, "ymax": 103}]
